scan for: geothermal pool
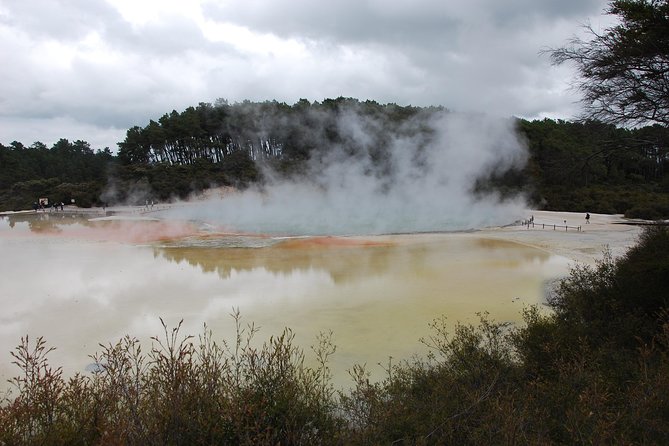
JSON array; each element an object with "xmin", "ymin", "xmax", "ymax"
[{"xmin": 0, "ymin": 212, "xmax": 569, "ymax": 391}]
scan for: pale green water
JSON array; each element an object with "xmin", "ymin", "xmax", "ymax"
[{"xmin": 0, "ymin": 214, "xmax": 569, "ymax": 391}]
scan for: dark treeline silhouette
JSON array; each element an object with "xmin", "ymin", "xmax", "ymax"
[
  {"xmin": 0, "ymin": 139, "xmax": 113, "ymax": 209},
  {"xmin": 518, "ymin": 119, "xmax": 669, "ymax": 218},
  {"xmin": 1, "ymin": 97, "xmax": 669, "ymax": 217},
  {"xmin": 117, "ymin": 98, "xmax": 438, "ymax": 168}
]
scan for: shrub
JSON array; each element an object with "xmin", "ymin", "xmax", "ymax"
[{"xmin": 0, "ymin": 311, "xmax": 342, "ymax": 446}]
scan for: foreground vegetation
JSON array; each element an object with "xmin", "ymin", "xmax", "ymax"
[{"xmin": 2, "ymin": 226, "xmax": 668, "ymax": 445}]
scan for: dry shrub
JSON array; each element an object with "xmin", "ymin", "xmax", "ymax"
[{"xmin": 0, "ymin": 310, "xmax": 341, "ymax": 446}]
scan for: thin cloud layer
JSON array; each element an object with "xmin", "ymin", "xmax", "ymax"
[{"xmin": 0, "ymin": 0, "xmax": 610, "ymax": 150}]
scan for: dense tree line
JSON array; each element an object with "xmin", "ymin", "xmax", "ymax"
[
  {"xmin": 0, "ymin": 139, "xmax": 113, "ymax": 209},
  {"xmin": 116, "ymin": 98, "xmax": 440, "ymax": 177},
  {"xmin": 116, "ymin": 99, "xmax": 669, "ymax": 221},
  {"xmin": 1, "ymin": 98, "xmax": 669, "ymax": 217},
  {"xmin": 518, "ymin": 118, "xmax": 669, "ymax": 218}
]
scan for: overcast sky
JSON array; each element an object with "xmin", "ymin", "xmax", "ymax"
[{"xmin": 0, "ymin": 0, "xmax": 613, "ymax": 151}]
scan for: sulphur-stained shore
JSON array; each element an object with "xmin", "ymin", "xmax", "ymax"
[
  {"xmin": 338, "ymin": 210, "xmax": 646, "ymax": 267},
  {"xmin": 475, "ymin": 210, "xmax": 646, "ymax": 266},
  {"xmin": 0, "ymin": 205, "xmax": 648, "ymax": 266}
]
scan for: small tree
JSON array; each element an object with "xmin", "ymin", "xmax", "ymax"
[{"xmin": 551, "ymin": 0, "xmax": 669, "ymax": 127}]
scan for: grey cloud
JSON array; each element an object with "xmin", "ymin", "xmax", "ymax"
[
  {"xmin": 117, "ymin": 21, "xmax": 200, "ymax": 56},
  {"xmin": 103, "ymin": 14, "xmax": 237, "ymax": 58},
  {"xmin": 203, "ymin": 0, "xmax": 462, "ymax": 47},
  {"xmin": 2, "ymin": 0, "xmax": 235, "ymax": 59},
  {"xmin": 482, "ymin": 0, "xmax": 607, "ymax": 28},
  {"xmin": 0, "ymin": 0, "xmax": 239, "ymax": 141},
  {"xmin": 200, "ymin": 0, "xmax": 609, "ymax": 114},
  {"xmin": 0, "ymin": 0, "xmax": 612, "ymax": 150},
  {"xmin": 203, "ymin": 0, "xmax": 606, "ymax": 46},
  {"xmin": 1, "ymin": 0, "xmax": 122, "ymax": 41}
]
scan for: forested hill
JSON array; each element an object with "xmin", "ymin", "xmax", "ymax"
[{"xmin": 1, "ymin": 98, "xmax": 668, "ymax": 218}]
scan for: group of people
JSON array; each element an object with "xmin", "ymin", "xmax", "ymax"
[
  {"xmin": 525, "ymin": 213, "xmax": 591, "ymax": 227},
  {"xmin": 33, "ymin": 200, "xmax": 64, "ymax": 212}
]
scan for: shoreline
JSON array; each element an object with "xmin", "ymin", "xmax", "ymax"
[
  {"xmin": 474, "ymin": 210, "xmax": 644, "ymax": 266},
  {"xmin": 1, "ymin": 207, "xmax": 646, "ymax": 266}
]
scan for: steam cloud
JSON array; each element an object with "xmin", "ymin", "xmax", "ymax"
[{"xmin": 163, "ymin": 110, "xmax": 528, "ymax": 236}]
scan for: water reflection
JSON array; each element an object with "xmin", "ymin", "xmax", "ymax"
[
  {"xmin": 154, "ymin": 236, "xmax": 555, "ymax": 285},
  {"xmin": 1, "ymin": 212, "xmax": 87, "ymax": 233},
  {"xmin": 0, "ymin": 215, "xmax": 570, "ymax": 391},
  {"xmin": 156, "ymin": 243, "xmax": 397, "ymax": 284}
]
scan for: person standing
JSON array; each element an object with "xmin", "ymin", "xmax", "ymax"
[{"xmin": 585, "ymin": 213, "xmax": 591, "ymax": 224}]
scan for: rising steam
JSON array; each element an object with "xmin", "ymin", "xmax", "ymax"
[{"xmin": 163, "ymin": 110, "xmax": 528, "ymax": 235}]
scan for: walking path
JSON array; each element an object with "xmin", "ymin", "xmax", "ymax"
[
  {"xmin": 0, "ymin": 204, "xmax": 172, "ymax": 218},
  {"xmin": 475, "ymin": 210, "xmax": 645, "ymax": 266}
]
